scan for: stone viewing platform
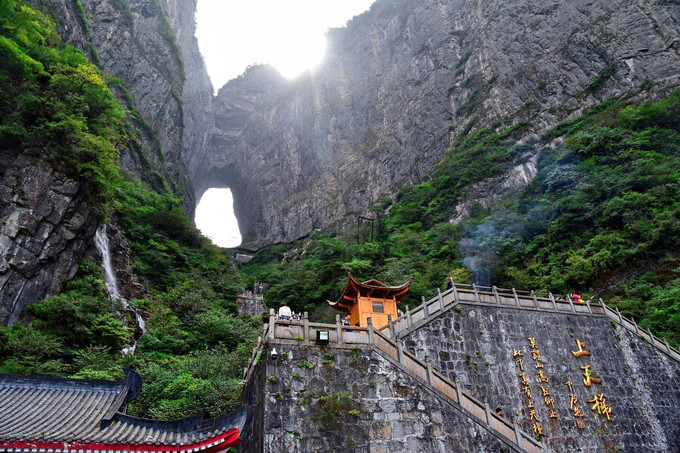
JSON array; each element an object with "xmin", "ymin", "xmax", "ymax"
[
  {"xmin": 236, "ymin": 282, "xmax": 268, "ymax": 317},
  {"xmin": 238, "ymin": 283, "xmax": 680, "ymax": 452}
]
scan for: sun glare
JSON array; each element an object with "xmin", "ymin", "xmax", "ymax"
[{"xmin": 196, "ymin": 0, "xmax": 375, "ymax": 89}]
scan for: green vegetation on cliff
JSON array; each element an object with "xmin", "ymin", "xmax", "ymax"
[
  {"xmin": 496, "ymin": 94, "xmax": 680, "ymax": 345},
  {"xmin": 0, "ymin": 0, "xmax": 258, "ymax": 418},
  {"xmin": 0, "ymin": 0, "xmax": 122, "ymax": 215},
  {"xmin": 244, "ymin": 92, "xmax": 680, "ymax": 347}
]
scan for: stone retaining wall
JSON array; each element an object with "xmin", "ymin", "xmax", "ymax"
[
  {"xmin": 240, "ymin": 342, "xmax": 521, "ymax": 453},
  {"xmin": 401, "ymin": 304, "xmax": 680, "ymax": 452}
]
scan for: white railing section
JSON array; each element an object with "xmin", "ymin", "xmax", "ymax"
[
  {"xmin": 265, "ymin": 311, "xmax": 543, "ymax": 453},
  {"xmin": 376, "ymin": 283, "xmax": 679, "ymax": 362}
]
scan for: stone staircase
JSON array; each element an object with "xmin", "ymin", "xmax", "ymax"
[
  {"xmin": 379, "ymin": 283, "xmax": 680, "ymax": 363},
  {"xmin": 241, "ymin": 283, "xmax": 679, "ymax": 452},
  {"xmin": 251, "ymin": 311, "xmax": 543, "ymax": 453}
]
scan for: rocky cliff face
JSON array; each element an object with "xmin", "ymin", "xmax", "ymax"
[
  {"xmin": 208, "ymin": 0, "xmax": 680, "ymax": 249},
  {"xmin": 0, "ymin": 152, "xmax": 98, "ymax": 325},
  {"xmin": 3, "ymin": 0, "xmax": 680, "ymax": 321},
  {"xmin": 0, "ymin": 0, "xmax": 205, "ymax": 324},
  {"xmin": 30, "ymin": 0, "xmax": 194, "ymax": 206},
  {"xmin": 161, "ymin": 0, "xmax": 215, "ymax": 191}
]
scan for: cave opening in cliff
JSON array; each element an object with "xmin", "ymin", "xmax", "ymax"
[{"xmin": 195, "ymin": 188, "xmax": 242, "ymax": 248}]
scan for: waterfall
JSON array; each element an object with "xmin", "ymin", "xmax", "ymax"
[
  {"xmin": 94, "ymin": 224, "xmax": 146, "ymax": 355},
  {"xmin": 94, "ymin": 225, "xmax": 122, "ymax": 300}
]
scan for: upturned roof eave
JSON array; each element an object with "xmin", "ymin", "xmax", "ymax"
[{"xmin": 329, "ymin": 273, "xmax": 412, "ymax": 307}]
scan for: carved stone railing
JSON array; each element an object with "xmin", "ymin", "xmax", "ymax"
[
  {"xmin": 598, "ymin": 299, "xmax": 680, "ymax": 362},
  {"xmin": 265, "ymin": 313, "xmax": 543, "ymax": 453},
  {"xmin": 377, "ymin": 283, "xmax": 679, "ymax": 362}
]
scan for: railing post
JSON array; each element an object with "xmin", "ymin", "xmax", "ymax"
[
  {"xmin": 632, "ymin": 317, "xmax": 639, "ymax": 334},
  {"xmin": 544, "ymin": 291, "xmax": 554, "ymax": 310},
  {"xmin": 585, "ymin": 298, "xmax": 593, "ymax": 315},
  {"xmin": 665, "ymin": 339, "xmax": 672, "ymax": 355},
  {"xmin": 367, "ymin": 317, "xmax": 374, "ymax": 345},
  {"xmin": 455, "ymin": 381, "xmax": 464, "ymax": 405},
  {"xmin": 484, "ymin": 401, "xmax": 492, "ymax": 425},
  {"xmin": 512, "ymin": 288, "xmax": 520, "ymax": 306},
  {"xmin": 514, "ymin": 423, "xmax": 523, "ymax": 449},
  {"xmin": 406, "ymin": 306, "xmax": 412, "ymax": 327},
  {"xmin": 303, "ymin": 312, "xmax": 310, "ymax": 344},
  {"xmin": 616, "ymin": 307, "xmax": 623, "ymax": 323},
  {"xmin": 395, "ymin": 334, "xmax": 404, "ymax": 363},
  {"xmin": 472, "ymin": 284, "xmax": 481, "ymax": 303},
  {"xmin": 492, "ymin": 286, "xmax": 500, "ymax": 304},
  {"xmin": 422, "ymin": 296, "xmax": 429, "ymax": 318},
  {"xmin": 437, "ymin": 287, "xmax": 444, "ymax": 310},
  {"xmin": 426, "ymin": 362, "xmax": 434, "ymax": 384},
  {"xmin": 562, "ymin": 293, "xmax": 575, "ymax": 312},
  {"xmin": 336, "ymin": 315, "xmax": 343, "ymax": 344},
  {"xmin": 452, "ymin": 282, "xmax": 459, "ymax": 302},
  {"xmin": 388, "ymin": 314, "xmax": 395, "ymax": 339},
  {"xmin": 269, "ymin": 309, "xmax": 276, "ymax": 339}
]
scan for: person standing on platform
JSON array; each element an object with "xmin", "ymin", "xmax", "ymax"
[{"xmin": 278, "ymin": 304, "xmax": 292, "ymax": 320}]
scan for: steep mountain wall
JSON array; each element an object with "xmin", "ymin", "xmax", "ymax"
[
  {"xmin": 30, "ymin": 0, "xmax": 194, "ymax": 205},
  {"xmin": 161, "ymin": 0, "xmax": 214, "ymax": 189},
  {"xmin": 3, "ymin": 0, "xmax": 680, "ymax": 321},
  {"xmin": 208, "ymin": 0, "xmax": 680, "ymax": 249},
  {"xmin": 0, "ymin": 0, "xmax": 205, "ymax": 324}
]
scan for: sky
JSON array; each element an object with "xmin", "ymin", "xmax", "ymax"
[
  {"xmin": 196, "ymin": 0, "xmax": 376, "ymax": 90},
  {"xmin": 194, "ymin": 0, "xmax": 375, "ymax": 248}
]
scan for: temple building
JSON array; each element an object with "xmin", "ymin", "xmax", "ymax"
[
  {"xmin": 328, "ymin": 273, "xmax": 411, "ymax": 328},
  {"xmin": 0, "ymin": 370, "xmax": 248, "ymax": 452}
]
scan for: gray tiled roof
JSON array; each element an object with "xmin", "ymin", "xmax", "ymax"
[
  {"xmin": 0, "ymin": 374, "xmax": 247, "ymax": 448},
  {"xmin": 0, "ymin": 374, "xmax": 126, "ymax": 442}
]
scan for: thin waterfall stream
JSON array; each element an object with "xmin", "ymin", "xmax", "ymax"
[{"xmin": 94, "ymin": 224, "xmax": 146, "ymax": 355}]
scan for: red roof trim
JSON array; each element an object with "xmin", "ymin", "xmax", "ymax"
[{"xmin": 1, "ymin": 428, "xmax": 240, "ymax": 453}]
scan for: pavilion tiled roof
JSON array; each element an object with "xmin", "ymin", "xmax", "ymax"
[
  {"xmin": 329, "ymin": 273, "xmax": 411, "ymax": 309},
  {"xmin": 0, "ymin": 374, "xmax": 247, "ymax": 452}
]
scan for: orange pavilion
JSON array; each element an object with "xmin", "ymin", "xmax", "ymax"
[{"xmin": 328, "ymin": 273, "xmax": 411, "ymax": 328}]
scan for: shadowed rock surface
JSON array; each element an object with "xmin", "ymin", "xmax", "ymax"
[
  {"xmin": 208, "ymin": 0, "xmax": 680, "ymax": 248},
  {"xmin": 0, "ymin": 0, "xmax": 200, "ymax": 324},
  {"xmin": 0, "ymin": 153, "xmax": 98, "ymax": 325}
]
